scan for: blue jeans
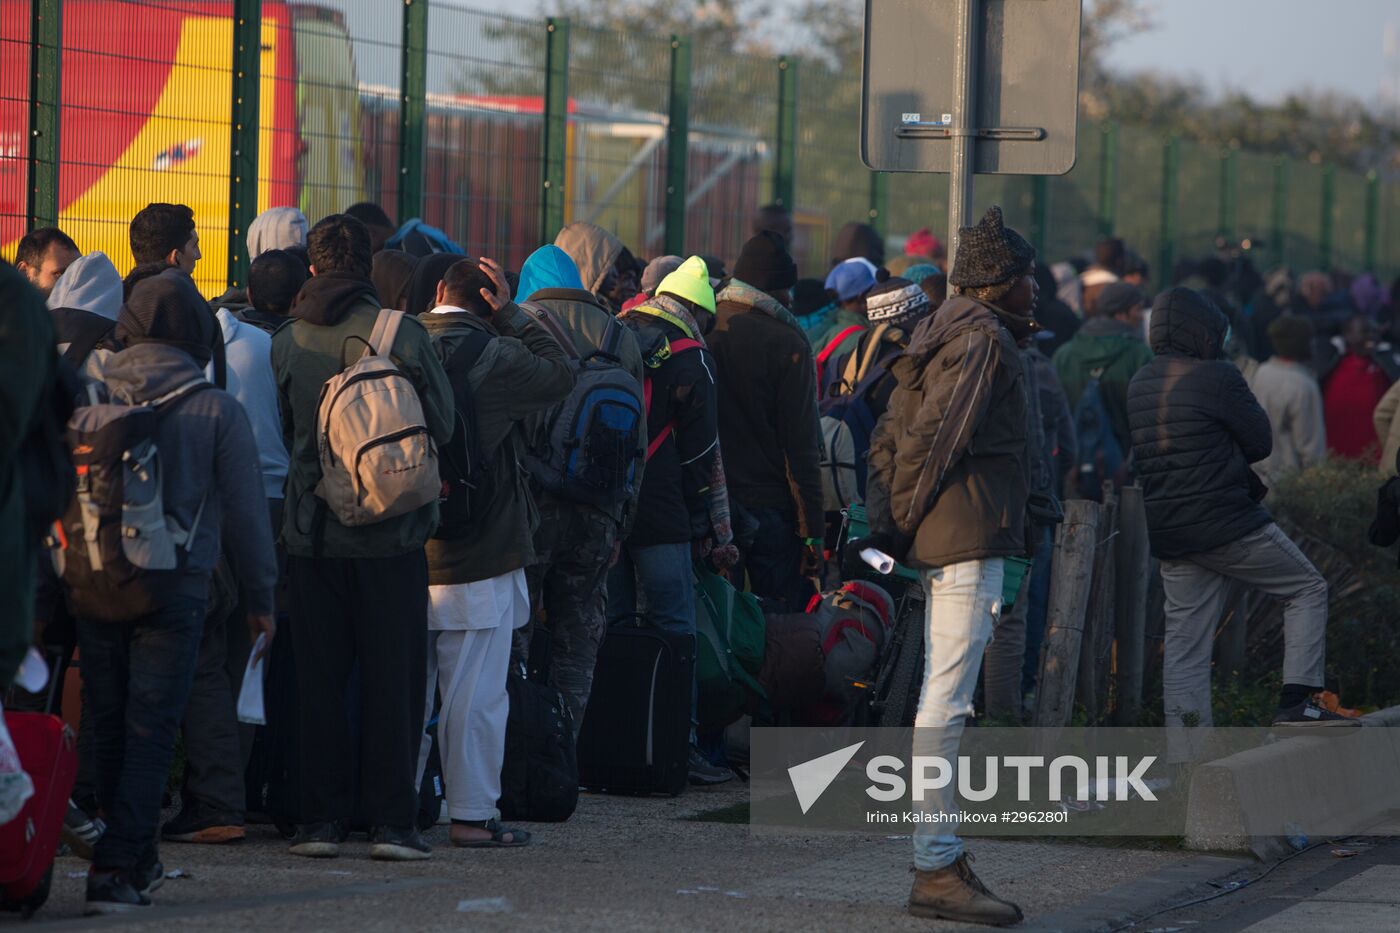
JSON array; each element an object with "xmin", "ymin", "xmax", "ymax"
[
  {"xmin": 741, "ymin": 506, "xmax": 816, "ymax": 613},
  {"xmin": 77, "ymin": 594, "xmax": 205, "ymax": 871},
  {"xmin": 912, "ymin": 558, "xmax": 1004, "ymax": 872},
  {"xmin": 607, "ymin": 541, "xmax": 698, "ymax": 743}
]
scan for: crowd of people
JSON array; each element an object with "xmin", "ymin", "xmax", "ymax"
[{"xmin": 1, "ymin": 193, "xmax": 1395, "ymax": 925}]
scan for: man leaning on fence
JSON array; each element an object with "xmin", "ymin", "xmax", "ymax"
[{"xmin": 1126, "ymin": 286, "xmax": 1358, "ymax": 764}]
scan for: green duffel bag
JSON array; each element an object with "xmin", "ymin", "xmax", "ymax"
[{"xmin": 693, "ymin": 564, "xmax": 767, "ymax": 730}]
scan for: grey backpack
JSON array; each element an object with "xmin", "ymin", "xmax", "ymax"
[
  {"xmin": 314, "ymin": 309, "xmax": 441, "ymax": 526},
  {"xmin": 59, "ymin": 379, "xmax": 212, "ymax": 623}
]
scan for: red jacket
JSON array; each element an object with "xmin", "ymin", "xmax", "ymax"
[{"xmin": 1324, "ymin": 353, "xmax": 1392, "ymax": 462}]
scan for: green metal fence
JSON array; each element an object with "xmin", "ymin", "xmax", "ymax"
[{"xmin": 4, "ymin": 0, "xmax": 1397, "ymax": 296}]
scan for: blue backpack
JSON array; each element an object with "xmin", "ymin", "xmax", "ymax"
[
  {"xmin": 1072, "ymin": 370, "xmax": 1124, "ymax": 501},
  {"xmin": 522, "ymin": 304, "xmax": 644, "ymax": 509},
  {"xmin": 386, "ymin": 219, "xmax": 465, "ymax": 257}
]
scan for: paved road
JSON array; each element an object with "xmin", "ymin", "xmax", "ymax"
[
  {"xmin": 8, "ymin": 783, "xmax": 1252, "ymax": 932},
  {"xmin": 1116, "ymin": 832, "xmax": 1400, "ymax": 932}
]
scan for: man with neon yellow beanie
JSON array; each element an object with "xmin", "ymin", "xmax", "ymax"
[{"xmin": 612, "ymin": 256, "xmax": 732, "ymax": 786}]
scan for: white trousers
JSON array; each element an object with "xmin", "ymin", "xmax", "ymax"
[{"xmin": 416, "ymin": 571, "xmax": 528, "ymax": 822}]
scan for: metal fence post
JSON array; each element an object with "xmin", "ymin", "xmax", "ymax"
[
  {"xmin": 1364, "ymin": 170, "xmax": 1379, "ymax": 272},
  {"xmin": 540, "ymin": 17, "xmax": 570, "ymax": 242},
  {"xmin": 227, "ymin": 0, "xmax": 261, "ymax": 288},
  {"xmin": 397, "ymin": 0, "xmax": 428, "ymax": 226},
  {"xmin": 1319, "ymin": 163, "xmax": 1335, "ymax": 270},
  {"xmin": 26, "ymin": 0, "xmax": 61, "ymax": 230},
  {"xmin": 1096, "ymin": 122, "xmax": 1116, "ymax": 237},
  {"xmin": 868, "ymin": 171, "xmax": 888, "ymax": 238},
  {"xmin": 773, "ymin": 56, "xmax": 797, "ymax": 211},
  {"xmin": 663, "ymin": 35, "xmax": 690, "ymax": 256},
  {"xmin": 1029, "ymin": 174, "xmax": 1049, "ymax": 258},
  {"xmin": 1156, "ymin": 136, "xmax": 1179, "ymax": 291},
  {"xmin": 1270, "ymin": 156, "xmax": 1288, "ymax": 268},
  {"xmin": 1217, "ymin": 144, "xmax": 1237, "ymax": 242}
]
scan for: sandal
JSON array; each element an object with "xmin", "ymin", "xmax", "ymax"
[{"xmin": 449, "ymin": 818, "xmax": 531, "ymax": 848}]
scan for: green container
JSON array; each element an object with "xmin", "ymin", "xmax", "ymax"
[{"xmin": 844, "ymin": 506, "xmax": 1033, "ymax": 607}]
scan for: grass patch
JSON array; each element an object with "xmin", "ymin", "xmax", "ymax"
[{"xmin": 685, "ymin": 802, "xmax": 751, "ymax": 823}]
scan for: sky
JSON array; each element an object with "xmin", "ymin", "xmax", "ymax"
[
  {"xmin": 335, "ymin": 0, "xmax": 1400, "ymax": 108},
  {"xmin": 1100, "ymin": 0, "xmax": 1400, "ymax": 107}
]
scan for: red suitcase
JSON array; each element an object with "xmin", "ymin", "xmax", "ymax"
[{"xmin": 0, "ymin": 712, "xmax": 77, "ymax": 916}]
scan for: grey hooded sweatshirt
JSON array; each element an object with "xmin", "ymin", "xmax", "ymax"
[
  {"xmin": 47, "ymin": 251, "xmax": 123, "ymax": 321},
  {"xmin": 102, "ymin": 342, "xmax": 279, "ymax": 614},
  {"xmin": 554, "ymin": 221, "xmax": 623, "ymax": 296}
]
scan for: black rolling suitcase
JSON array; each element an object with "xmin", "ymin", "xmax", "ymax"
[{"xmin": 576, "ymin": 618, "xmax": 693, "ymax": 796}]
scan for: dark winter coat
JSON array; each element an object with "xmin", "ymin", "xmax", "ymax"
[
  {"xmin": 1126, "ymin": 287, "xmax": 1273, "ymax": 559},
  {"xmin": 708, "ymin": 282, "xmax": 825, "ymax": 538},
  {"xmin": 103, "ymin": 343, "xmax": 279, "ymax": 614},
  {"xmin": 866, "ymin": 296, "xmax": 1028, "ymax": 568},
  {"xmin": 626, "ymin": 308, "xmax": 719, "ymax": 547},
  {"xmin": 272, "ymin": 272, "xmax": 455, "ymax": 559},
  {"xmin": 1053, "ymin": 316, "xmax": 1153, "ymax": 455},
  {"xmin": 420, "ymin": 303, "xmax": 574, "ymax": 585},
  {"xmin": 0, "ymin": 263, "xmax": 55, "ymax": 688}
]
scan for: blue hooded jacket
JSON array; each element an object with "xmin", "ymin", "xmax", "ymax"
[{"xmin": 516, "ymin": 245, "xmax": 584, "ymax": 302}]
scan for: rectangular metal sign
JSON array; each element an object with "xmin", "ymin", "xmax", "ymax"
[{"xmin": 861, "ymin": 0, "xmax": 1082, "ymax": 175}]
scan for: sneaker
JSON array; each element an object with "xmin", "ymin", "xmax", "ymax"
[
  {"xmin": 1315, "ymin": 690, "xmax": 1362, "ymax": 718},
  {"xmin": 133, "ymin": 849, "xmax": 164, "ymax": 898},
  {"xmin": 688, "ymin": 747, "xmax": 734, "ymax": 786},
  {"xmin": 84, "ymin": 870, "xmax": 151, "ymax": 916},
  {"xmin": 62, "ymin": 800, "xmax": 105, "ymax": 861},
  {"xmin": 1273, "ymin": 694, "xmax": 1363, "ymax": 727},
  {"xmin": 908, "ymin": 854, "xmax": 1024, "ymax": 926},
  {"xmin": 289, "ymin": 821, "xmax": 348, "ymax": 859},
  {"xmin": 162, "ymin": 808, "xmax": 247, "ymax": 844},
  {"xmin": 369, "ymin": 826, "xmax": 431, "ymax": 861}
]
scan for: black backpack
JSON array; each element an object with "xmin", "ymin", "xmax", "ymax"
[
  {"xmin": 497, "ymin": 663, "xmax": 578, "ymax": 822},
  {"xmin": 58, "ymin": 378, "xmax": 214, "ymax": 623},
  {"xmin": 433, "ymin": 328, "xmax": 493, "ymax": 540}
]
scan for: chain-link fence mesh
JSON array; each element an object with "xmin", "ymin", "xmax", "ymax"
[
  {"xmin": 1332, "ymin": 169, "xmax": 1368, "ymax": 274},
  {"xmin": 425, "ymin": 4, "xmax": 543, "ymax": 270},
  {"xmin": 278, "ymin": 3, "xmax": 393, "ymax": 238},
  {"xmin": 0, "ymin": 7, "xmax": 29, "ymax": 250},
  {"xmin": 1113, "ymin": 124, "xmax": 1164, "ymax": 280},
  {"xmin": 4, "ymin": 1, "xmax": 1398, "ymax": 296},
  {"xmin": 687, "ymin": 45, "xmax": 775, "ymax": 269},
  {"xmin": 561, "ymin": 24, "xmax": 670, "ymax": 266},
  {"xmin": 793, "ymin": 67, "xmax": 868, "ymax": 274}
]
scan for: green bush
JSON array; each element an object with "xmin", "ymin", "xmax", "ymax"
[{"xmin": 1267, "ymin": 459, "xmax": 1400, "ymax": 710}]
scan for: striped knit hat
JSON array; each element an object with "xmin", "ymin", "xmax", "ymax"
[{"xmin": 864, "ymin": 276, "xmax": 930, "ymax": 326}]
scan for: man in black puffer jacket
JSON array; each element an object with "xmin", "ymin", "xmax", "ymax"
[{"xmin": 1127, "ymin": 287, "xmax": 1355, "ymax": 751}]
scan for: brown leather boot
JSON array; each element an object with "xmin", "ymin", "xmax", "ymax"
[{"xmin": 907, "ymin": 854, "xmax": 1024, "ymax": 926}]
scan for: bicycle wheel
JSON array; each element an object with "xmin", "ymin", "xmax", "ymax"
[{"xmin": 876, "ymin": 593, "xmax": 926, "ymax": 728}]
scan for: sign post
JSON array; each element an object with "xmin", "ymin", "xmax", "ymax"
[
  {"xmin": 947, "ymin": 0, "xmax": 978, "ymax": 272},
  {"xmin": 862, "ymin": 0, "xmax": 1082, "ymax": 269}
]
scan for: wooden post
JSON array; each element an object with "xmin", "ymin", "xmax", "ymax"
[
  {"xmin": 1112, "ymin": 485, "xmax": 1151, "ymax": 725},
  {"xmin": 1077, "ymin": 488, "xmax": 1117, "ymax": 723},
  {"xmin": 1034, "ymin": 500, "xmax": 1101, "ymax": 727}
]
